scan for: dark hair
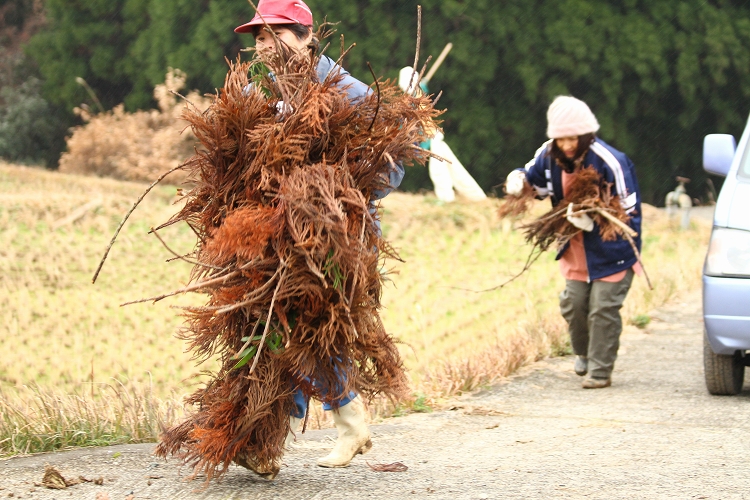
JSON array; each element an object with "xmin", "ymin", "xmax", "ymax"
[
  {"xmin": 548, "ymin": 133, "xmax": 596, "ymax": 173},
  {"xmin": 250, "ymin": 23, "xmax": 320, "ymax": 53}
]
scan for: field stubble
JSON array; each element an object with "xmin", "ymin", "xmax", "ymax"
[{"xmin": 0, "ymin": 163, "xmax": 709, "ymax": 455}]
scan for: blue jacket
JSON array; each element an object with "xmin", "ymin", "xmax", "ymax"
[
  {"xmin": 315, "ymin": 56, "xmax": 404, "ymax": 200},
  {"xmin": 523, "ymin": 138, "xmax": 642, "ymax": 281}
]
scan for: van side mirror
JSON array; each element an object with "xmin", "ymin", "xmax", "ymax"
[{"xmin": 703, "ymin": 134, "xmax": 736, "ymax": 177}]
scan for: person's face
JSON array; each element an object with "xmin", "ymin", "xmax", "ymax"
[
  {"xmin": 254, "ymin": 26, "xmax": 312, "ymax": 58},
  {"xmin": 555, "ymin": 136, "xmax": 579, "ymax": 158}
]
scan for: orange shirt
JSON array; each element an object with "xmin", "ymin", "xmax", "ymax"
[{"xmin": 559, "ymin": 170, "xmax": 641, "ymax": 283}]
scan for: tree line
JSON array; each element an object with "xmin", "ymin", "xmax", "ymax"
[{"xmin": 3, "ymin": 0, "xmax": 750, "ymax": 204}]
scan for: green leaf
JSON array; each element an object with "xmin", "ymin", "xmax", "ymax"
[
  {"xmin": 240, "ymin": 334, "xmax": 263, "ymax": 342},
  {"xmin": 233, "ymin": 345, "xmax": 257, "ymax": 370},
  {"xmin": 266, "ymin": 331, "xmax": 283, "ymax": 352}
]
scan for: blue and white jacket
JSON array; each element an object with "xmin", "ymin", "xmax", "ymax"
[{"xmin": 523, "ymin": 137, "xmax": 642, "ymax": 281}]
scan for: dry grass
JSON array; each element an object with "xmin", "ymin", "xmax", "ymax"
[
  {"xmin": 0, "ymin": 162, "xmax": 711, "ymax": 455},
  {"xmin": 58, "ymin": 69, "xmax": 210, "ymax": 183},
  {"xmin": 0, "ymin": 381, "xmax": 182, "ymax": 456},
  {"xmin": 377, "ymin": 197, "xmax": 708, "ymax": 399}
]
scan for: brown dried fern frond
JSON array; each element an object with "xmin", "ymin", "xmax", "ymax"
[
  {"xmin": 482, "ymin": 167, "xmax": 639, "ymax": 293},
  {"xmin": 521, "ymin": 167, "xmax": 632, "ymax": 254},
  {"xmin": 497, "ymin": 181, "xmax": 537, "ymax": 219}
]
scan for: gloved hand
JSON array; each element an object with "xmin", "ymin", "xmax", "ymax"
[
  {"xmin": 566, "ymin": 203, "xmax": 594, "ymax": 232},
  {"xmin": 505, "ymin": 170, "xmax": 527, "ymax": 196},
  {"xmin": 275, "ymin": 100, "xmax": 294, "ymax": 116}
]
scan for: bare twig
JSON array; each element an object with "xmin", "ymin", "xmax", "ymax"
[
  {"xmin": 249, "ymin": 267, "xmax": 288, "ymax": 374},
  {"xmin": 413, "ymin": 6, "xmax": 422, "ymax": 74},
  {"xmin": 432, "ymin": 89, "xmax": 443, "ymax": 107},
  {"xmin": 593, "ymin": 208, "xmax": 638, "ymax": 238},
  {"xmin": 232, "ymin": 317, "xmax": 262, "ymax": 359},
  {"xmin": 366, "ymin": 62, "xmax": 381, "ymax": 132},
  {"xmin": 450, "ymin": 246, "xmax": 548, "ymax": 293},
  {"xmin": 120, "ymin": 271, "xmax": 240, "ymax": 306},
  {"xmin": 406, "ymin": 5, "xmax": 422, "ymax": 95},
  {"xmin": 332, "ymin": 43, "xmax": 357, "ymax": 77},
  {"xmin": 92, "ymin": 164, "xmax": 184, "ymax": 284},
  {"xmin": 214, "ymin": 265, "xmax": 285, "ymax": 314},
  {"xmin": 417, "ymin": 146, "xmax": 450, "ymax": 164},
  {"xmin": 416, "ymin": 55, "xmax": 432, "ymax": 90},
  {"xmin": 150, "ymin": 228, "xmax": 224, "ymax": 270},
  {"xmin": 169, "ymin": 89, "xmax": 199, "ymax": 111},
  {"xmin": 623, "ymin": 232, "xmax": 653, "ymax": 290}
]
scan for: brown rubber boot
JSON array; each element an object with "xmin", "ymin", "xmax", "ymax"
[{"xmin": 582, "ymin": 377, "xmax": 611, "ymax": 389}]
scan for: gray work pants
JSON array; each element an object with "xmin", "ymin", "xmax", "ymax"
[{"xmin": 559, "ymin": 270, "xmax": 634, "ymax": 379}]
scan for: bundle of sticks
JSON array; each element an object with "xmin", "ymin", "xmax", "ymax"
[
  {"xmin": 497, "ymin": 167, "xmax": 649, "ymax": 289},
  {"xmin": 109, "ymin": 43, "xmax": 438, "ymax": 479}
]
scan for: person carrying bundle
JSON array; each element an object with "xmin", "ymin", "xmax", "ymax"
[
  {"xmin": 232, "ymin": 0, "xmax": 404, "ymax": 469},
  {"xmin": 505, "ymin": 96, "xmax": 642, "ymax": 389},
  {"xmin": 150, "ymin": 0, "xmax": 437, "ymax": 483}
]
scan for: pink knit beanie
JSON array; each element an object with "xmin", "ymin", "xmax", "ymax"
[{"xmin": 546, "ymin": 96, "xmax": 600, "ymax": 139}]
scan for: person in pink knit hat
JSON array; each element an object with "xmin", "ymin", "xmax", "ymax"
[{"xmin": 506, "ymin": 96, "xmax": 642, "ymax": 389}]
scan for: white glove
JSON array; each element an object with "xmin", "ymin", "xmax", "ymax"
[
  {"xmin": 566, "ymin": 203, "xmax": 594, "ymax": 232},
  {"xmin": 275, "ymin": 100, "xmax": 293, "ymax": 116},
  {"xmin": 505, "ymin": 170, "xmax": 527, "ymax": 195}
]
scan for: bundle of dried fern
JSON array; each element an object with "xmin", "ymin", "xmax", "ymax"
[
  {"xmin": 493, "ymin": 167, "xmax": 648, "ymax": 291},
  {"xmin": 520, "ymin": 167, "xmax": 633, "ymax": 252},
  {"xmin": 497, "ymin": 181, "xmax": 536, "ymax": 220},
  {"xmin": 135, "ymin": 43, "xmax": 439, "ymax": 480}
]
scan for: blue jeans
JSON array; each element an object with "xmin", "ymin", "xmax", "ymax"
[{"xmin": 291, "ymin": 374, "xmax": 357, "ymax": 418}]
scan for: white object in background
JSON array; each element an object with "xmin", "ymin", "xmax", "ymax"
[
  {"xmin": 665, "ymin": 178, "xmax": 693, "ymax": 230},
  {"xmin": 429, "ymin": 131, "xmax": 487, "ymax": 202},
  {"xmin": 398, "ymin": 67, "xmax": 419, "ymax": 95},
  {"xmin": 275, "ymin": 100, "xmax": 294, "ymax": 116},
  {"xmin": 398, "ymin": 65, "xmax": 486, "ymax": 202}
]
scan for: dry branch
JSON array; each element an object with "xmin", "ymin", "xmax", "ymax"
[{"xmin": 92, "ymin": 164, "xmax": 184, "ymax": 284}]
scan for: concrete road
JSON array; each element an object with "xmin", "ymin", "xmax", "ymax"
[{"xmin": 2, "ymin": 290, "xmax": 749, "ymax": 499}]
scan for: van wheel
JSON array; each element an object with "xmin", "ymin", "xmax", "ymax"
[{"xmin": 704, "ymin": 331, "xmax": 744, "ymax": 395}]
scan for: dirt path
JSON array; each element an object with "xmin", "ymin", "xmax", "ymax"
[{"xmin": 3, "ymin": 290, "xmax": 749, "ymax": 500}]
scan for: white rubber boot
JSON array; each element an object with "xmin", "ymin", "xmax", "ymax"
[
  {"xmin": 317, "ymin": 396, "xmax": 372, "ymax": 468},
  {"xmin": 284, "ymin": 416, "xmax": 302, "ymax": 450}
]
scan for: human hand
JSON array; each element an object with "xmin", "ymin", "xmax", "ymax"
[
  {"xmin": 505, "ymin": 170, "xmax": 527, "ymax": 196},
  {"xmin": 275, "ymin": 100, "xmax": 293, "ymax": 116},
  {"xmin": 566, "ymin": 203, "xmax": 594, "ymax": 232}
]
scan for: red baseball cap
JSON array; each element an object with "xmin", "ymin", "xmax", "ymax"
[{"xmin": 235, "ymin": 0, "xmax": 314, "ymax": 33}]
